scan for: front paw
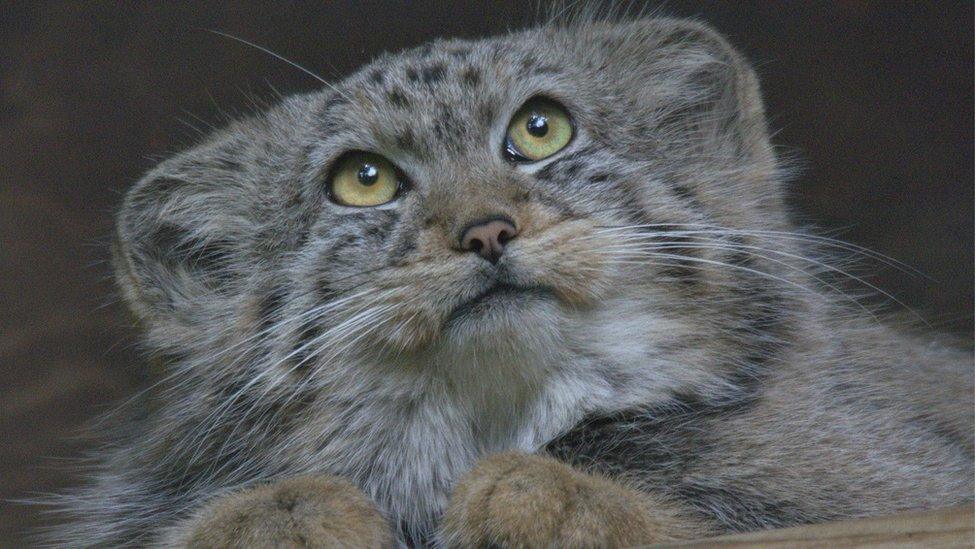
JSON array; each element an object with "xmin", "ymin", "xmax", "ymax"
[
  {"xmin": 440, "ymin": 452, "xmax": 693, "ymax": 548},
  {"xmin": 164, "ymin": 476, "xmax": 393, "ymax": 548}
]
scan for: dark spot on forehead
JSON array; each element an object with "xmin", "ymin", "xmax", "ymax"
[
  {"xmin": 477, "ymin": 103, "xmax": 494, "ymax": 126},
  {"xmin": 386, "ymin": 88, "xmax": 410, "ymax": 108},
  {"xmin": 433, "ymin": 109, "xmax": 456, "ymax": 141},
  {"xmin": 405, "ymin": 66, "xmax": 419, "ymax": 83},
  {"xmin": 396, "ymin": 127, "xmax": 417, "ymax": 151},
  {"xmin": 589, "ymin": 173, "xmax": 610, "ymax": 183},
  {"xmin": 368, "ymin": 69, "xmax": 385, "ymax": 85},
  {"xmin": 421, "ymin": 64, "xmax": 446, "ymax": 84},
  {"xmin": 461, "ymin": 67, "xmax": 481, "ymax": 87}
]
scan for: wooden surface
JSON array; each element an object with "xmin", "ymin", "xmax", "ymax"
[{"xmin": 663, "ymin": 506, "xmax": 974, "ymax": 548}]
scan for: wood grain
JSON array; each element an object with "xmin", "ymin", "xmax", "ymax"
[{"xmin": 662, "ymin": 506, "xmax": 974, "ymax": 548}]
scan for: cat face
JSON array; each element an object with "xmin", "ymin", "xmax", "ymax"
[{"xmin": 115, "ymin": 18, "xmax": 788, "ymax": 382}]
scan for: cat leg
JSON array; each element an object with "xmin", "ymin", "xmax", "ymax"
[
  {"xmin": 440, "ymin": 452, "xmax": 708, "ymax": 547},
  {"xmin": 159, "ymin": 476, "xmax": 393, "ymax": 548}
]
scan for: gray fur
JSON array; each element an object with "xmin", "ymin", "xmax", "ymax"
[{"xmin": 46, "ymin": 13, "xmax": 972, "ymax": 547}]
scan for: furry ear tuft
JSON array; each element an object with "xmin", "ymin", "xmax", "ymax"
[
  {"xmin": 577, "ymin": 17, "xmax": 775, "ymax": 171},
  {"xmin": 113, "ymin": 146, "xmax": 249, "ymax": 331}
]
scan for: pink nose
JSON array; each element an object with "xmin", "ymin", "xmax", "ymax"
[{"xmin": 459, "ymin": 217, "xmax": 518, "ymax": 264}]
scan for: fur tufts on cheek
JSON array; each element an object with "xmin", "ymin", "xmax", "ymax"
[
  {"xmin": 507, "ymin": 219, "xmax": 622, "ymax": 306},
  {"xmin": 331, "ymin": 216, "xmax": 627, "ymax": 356}
]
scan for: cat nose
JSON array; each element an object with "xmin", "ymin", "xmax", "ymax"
[{"xmin": 459, "ymin": 217, "xmax": 518, "ymax": 264}]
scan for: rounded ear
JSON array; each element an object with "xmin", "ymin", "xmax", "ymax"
[
  {"xmin": 578, "ymin": 17, "xmax": 776, "ymax": 173},
  {"xmin": 113, "ymin": 140, "xmax": 253, "ymax": 331},
  {"xmin": 113, "ymin": 95, "xmax": 315, "ymax": 345}
]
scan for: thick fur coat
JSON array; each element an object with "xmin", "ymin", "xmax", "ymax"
[{"xmin": 48, "ymin": 13, "xmax": 973, "ymax": 548}]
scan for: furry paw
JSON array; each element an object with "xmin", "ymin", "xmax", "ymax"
[
  {"xmin": 162, "ymin": 475, "xmax": 392, "ymax": 548},
  {"xmin": 440, "ymin": 452, "xmax": 696, "ymax": 548}
]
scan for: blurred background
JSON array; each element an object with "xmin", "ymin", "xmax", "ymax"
[{"xmin": 1, "ymin": 1, "xmax": 972, "ymax": 544}]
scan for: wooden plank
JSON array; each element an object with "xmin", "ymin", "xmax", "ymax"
[{"xmin": 658, "ymin": 505, "xmax": 973, "ymax": 548}]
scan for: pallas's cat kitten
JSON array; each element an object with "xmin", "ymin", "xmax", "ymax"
[{"xmin": 52, "ymin": 14, "xmax": 972, "ymax": 548}]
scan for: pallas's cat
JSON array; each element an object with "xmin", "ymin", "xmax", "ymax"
[{"xmin": 51, "ymin": 14, "xmax": 973, "ymax": 548}]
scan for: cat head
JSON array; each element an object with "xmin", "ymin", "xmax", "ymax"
[{"xmin": 114, "ymin": 17, "xmax": 792, "ymax": 385}]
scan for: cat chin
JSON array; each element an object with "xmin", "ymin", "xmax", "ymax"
[
  {"xmin": 439, "ymin": 287, "xmax": 563, "ymax": 348},
  {"xmin": 358, "ymin": 288, "xmax": 565, "ymax": 360}
]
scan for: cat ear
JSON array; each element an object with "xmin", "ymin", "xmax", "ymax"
[
  {"xmin": 584, "ymin": 18, "xmax": 775, "ymax": 173},
  {"xmin": 113, "ymin": 137, "xmax": 251, "ymax": 334}
]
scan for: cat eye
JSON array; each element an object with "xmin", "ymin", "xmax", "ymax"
[
  {"xmin": 504, "ymin": 98, "xmax": 574, "ymax": 162},
  {"xmin": 329, "ymin": 152, "xmax": 402, "ymax": 207}
]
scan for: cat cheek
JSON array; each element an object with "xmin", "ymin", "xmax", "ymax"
[{"xmin": 507, "ymin": 223, "xmax": 617, "ymax": 306}]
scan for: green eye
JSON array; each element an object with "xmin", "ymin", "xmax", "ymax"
[
  {"xmin": 329, "ymin": 152, "xmax": 400, "ymax": 207},
  {"xmin": 504, "ymin": 98, "xmax": 574, "ymax": 162}
]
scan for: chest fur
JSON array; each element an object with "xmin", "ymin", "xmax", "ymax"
[{"xmin": 299, "ymin": 349, "xmax": 600, "ymax": 541}]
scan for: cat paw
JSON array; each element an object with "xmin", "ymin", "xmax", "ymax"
[
  {"xmin": 163, "ymin": 475, "xmax": 393, "ymax": 548},
  {"xmin": 440, "ymin": 452, "xmax": 695, "ymax": 548}
]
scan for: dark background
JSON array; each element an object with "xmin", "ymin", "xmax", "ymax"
[{"xmin": 2, "ymin": 1, "xmax": 972, "ymax": 544}]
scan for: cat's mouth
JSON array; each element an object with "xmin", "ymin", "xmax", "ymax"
[{"xmin": 444, "ymin": 282, "xmax": 553, "ymax": 328}]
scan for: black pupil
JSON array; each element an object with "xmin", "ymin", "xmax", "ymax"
[
  {"xmin": 526, "ymin": 114, "xmax": 548, "ymax": 137},
  {"xmin": 357, "ymin": 164, "xmax": 379, "ymax": 186}
]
